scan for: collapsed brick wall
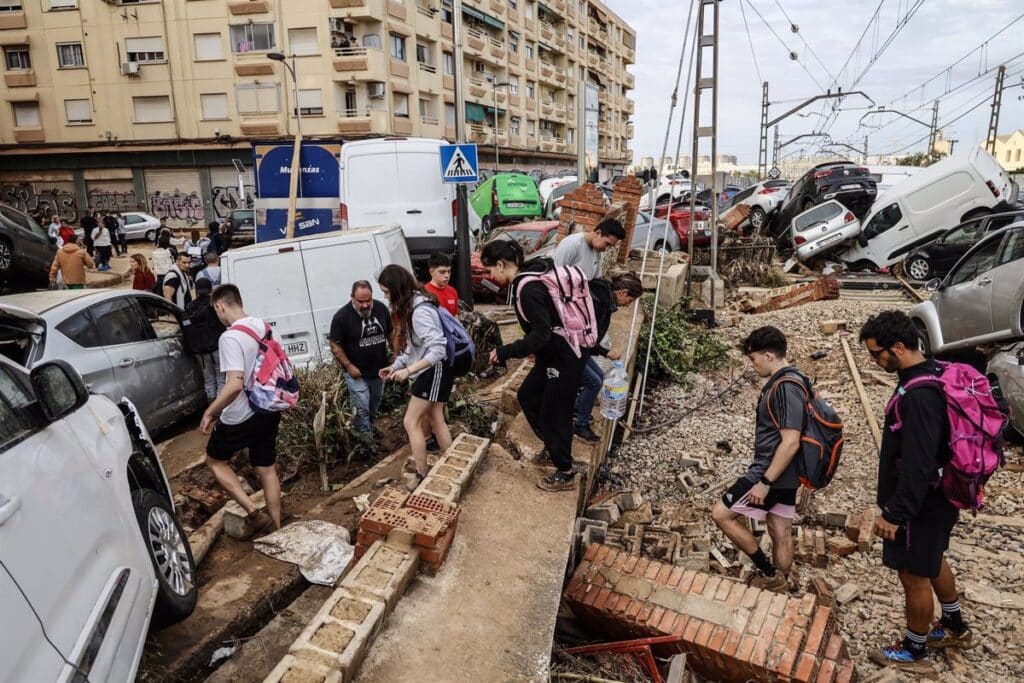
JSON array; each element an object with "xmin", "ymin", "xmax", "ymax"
[
  {"xmin": 611, "ymin": 176, "xmax": 643, "ymax": 264},
  {"xmin": 565, "ymin": 544, "xmax": 856, "ymax": 683},
  {"xmin": 557, "ymin": 183, "xmax": 609, "ymax": 239}
]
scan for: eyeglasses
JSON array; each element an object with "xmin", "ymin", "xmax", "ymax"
[{"xmin": 866, "ymin": 346, "xmax": 889, "ymax": 359}]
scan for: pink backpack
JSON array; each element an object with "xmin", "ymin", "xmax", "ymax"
[
  {"xmin": 230, "ymin": 322, "xmax": 300, "ymax": 414},
  {"xmin": 885, "ymin": 361, "xmax": 1006, "ymax": 514},
  {"xmin": 514, "ymin": 265, "xmax": 598, "ymax": 358}
]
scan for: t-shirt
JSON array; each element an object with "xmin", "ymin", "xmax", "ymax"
[
  {"xmin": 163, "ymin": 266, "xmax": 193, "ymax": 308},
  {"xmin": 553, "ymin": 232, "xmax": 602, "ymax": 278},
  {"xmin": 329, "ymin": 301, "xmax": 391, "ymax": 377},
  {"xmin": 746, "ymin": 366, "xmax": 805, "ymax": 489},
  {"xmin": 424, "ymin": 282, "xmax": 459, "ymax": 316},
  {"xmin": 218, "ymin": 316, "xmax": 264, "ymax": 425}
]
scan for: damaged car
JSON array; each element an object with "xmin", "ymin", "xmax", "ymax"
[{"xmin": 791, "ymin": 200, "xmax": 862, "ymax": 263}]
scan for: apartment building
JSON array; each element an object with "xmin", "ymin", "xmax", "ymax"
[{"xmin": 0, "ymin": 0, "xmax": 635, "ymax": 227}]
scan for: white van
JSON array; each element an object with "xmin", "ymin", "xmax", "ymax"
[
  {"xmin": 340, "ymin": 138, "xmax": 456, "ymax": 270},
  {"xmin": 840, "ymin": 147, "xmax": 1017, "ymax": 269},
  {"xmin": 221, "ymin": 225, "xmax": 412, "ymax": 366}
]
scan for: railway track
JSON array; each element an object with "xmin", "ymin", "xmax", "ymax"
[{"xmin": 833, "ymin": 265, "xmax": 929, "ymax": 304}]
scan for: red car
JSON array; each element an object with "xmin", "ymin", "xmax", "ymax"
[
  {"xmin": 471, "ymin": 220, "xmax": 561, "ymax": 295},
  {"xmin": 652, "ymin": 203, "xmax": 721, "ymax": 249}
]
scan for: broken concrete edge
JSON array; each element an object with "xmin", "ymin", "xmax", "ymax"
[
  {"xmin": 288, "ymin": 588, "xmax": 387, "ymax": 680},
  {"xmin": 264, "ymin": 654, "xmax": 342, "ymax": 683}
]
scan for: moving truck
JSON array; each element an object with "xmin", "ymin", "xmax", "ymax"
[{"xmin": 221, "ymin": 225, "xmax": 411, "ymax": 366}]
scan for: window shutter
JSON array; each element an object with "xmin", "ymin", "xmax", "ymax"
[
  {"xmin": 288, "ymin": 27, "xmax": 318, "ymax": 56},
  {"xmin": 64, "ymin": 98, "xmax": 91, "ymax": 123},
  {"xmin": 297, "ymin": 89, "xmax": 322, "ymax": 109},
  {"xmin": 200, "ymin": 93, "xmax": 228, "ymax": 120},
  {"xmin": 126, "ymin": 37, "xmax": 165, "ymax": 53},
  {"xmin": 50, "ymin": 0, "xmax": 77, "ymax": 8},
  {"xmin": 193, "ymin": 33, "xmax": 223, "ymax": 61},
  {"xmin": 13, "ymin": 102, "xmax": 40, "ymax": 127},
  {"xmin": 133, "ymin": 96, "xmax": 171, "ymax": 123},
  {"xmin": 255, "ymin": 85, "xmax": 279, "ymax": 113}
]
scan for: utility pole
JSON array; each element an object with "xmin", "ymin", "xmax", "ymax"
[
  {"xmin": 772, "ymin": 125, "xmax": 779, "ymax": 169},
  {"xmin": 452, "ymin": 0, "xmax": 473, "ymax": 305},
  {"xmin": 985, "ymin": 65, "xmax": 1006, "ymax": 155},
  {"xmin": 927, "ymin": 99, "xmax": 939, "ymax": 160},
  {"xmin": 757, "ymin": 81, "xmax": 769, "ymax": 178},
  {"xmin": 947, "ymin": 138, "xmax": 958, "ymax": 155},
  {"xmin": 863, "ymin": 135, "xmax": 869, "ymax": 165}
]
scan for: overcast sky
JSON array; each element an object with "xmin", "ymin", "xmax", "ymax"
[{"xmin": 608, "ymin": 0, "xmax": 1024, "ymax": 165}]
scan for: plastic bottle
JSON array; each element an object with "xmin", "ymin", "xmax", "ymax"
[{"xmin": 599, "ymin": 361, "xmax": 629, "ymax": 420}]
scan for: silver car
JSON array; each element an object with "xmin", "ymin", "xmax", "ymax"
[
  {"xmin": 723, "ymin": 179, "xmax": 792, "ymax": 233},
  {"xmin": 791, "ymin": 200, "xmax": 862, "ymax": 262},
  {"xmin": 0, "ymin": 289, "xmax": 206, "ymax": 433},
  {"xmin": 987, "ymin": 343, "xmax": 1024, "ymax": 438},
  {"xmin": 911, "ymin": 223, "xmax": 1024, "ymax": 353},
  {"xmin": 121, "ymin": 211, "xmax": 162, "ymax": 241},
  {"xmin": 631, "ymin": 211, "xmax": 681, "ymax": 252}
]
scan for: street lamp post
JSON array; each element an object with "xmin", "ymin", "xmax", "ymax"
[
  {"xmin": 491, "ymin": 81, "xmax": 511, "ymax": 172},
  {"xmin": 269, "ymin": 52, "xmax": 301, "ymax": 239},
  {"xmin": 268, "ymin": 52, "xmax": 301, "ymax": 135}
]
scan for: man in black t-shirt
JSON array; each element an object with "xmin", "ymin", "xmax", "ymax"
[{"xmin": 329, "ymin": 280, "xmax": 391, "ymax": 436}]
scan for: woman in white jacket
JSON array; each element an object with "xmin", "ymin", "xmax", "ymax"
[{"xmin": 377, "ymin": 264, "xmax": 468, "ymax": 484}]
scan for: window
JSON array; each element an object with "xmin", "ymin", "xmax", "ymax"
[
  {"xmin": 132, "ymin": 95, "xmax": 172, "ymax": 123},
  {"xmin": 49, "ymin": 0, "xmax": 77, "ymax": 8},
  {"xmin": 394, "ymin": 93, "xmax": 409, "ymax": 118},
  {"xmin": 0, "ymin": 390, "xmax": 32, "ymax": 453},
  {"xmin": 56, "ymin": 42, "xmax": 85, "ymax": 68},
  {"xmin": 0, "ymin": 0, "xmax": 23, "ymax": 11},
  {"xmin": 296, "ymin": 89, "xmax": 323, "ymax": 116},
  {"xmin": 415, "ymin": 42, "xmax": 431, "ymax": 65},
  {"xmin": 526, "ymin": 81, "xmax": 535, "ymax": 99},
  {"xmin": 525, "ymin": 0, "xmax": 533, "ymax": 19},
  {"xmin": 445, "ymin": 103, "xmax": 455, "ymax": 126},
  {"xmin": 57, "ymin": 312, "xmax": 100, "ymax": 348},
  {"xmin": 12, "ymin": 102, "xmax": 39, "ymax": 127},
  {"xmin": 193, "ymin": 33, "xmax": 224, "ymax": 61},
  {"xmin": 509, "ymin": 0, "xmax": 517, "ymax": 8},
  {"xmin": 288, "ymin": 27, "xmax": 319, "ymax": 56},
  {"xmin": 443, "ymin": 51, "xmax": 454, "ymax": 75},
  {"xmin": 3, "ymin": 46, "xmax": 29, "ymax": 71},
  {"xmin": 997, "ymin": 229, "xmax": 1024, "ymax": 267},
  {"xmin": 125, "ymin": 37, "xmax": 166, "ymax": 64},
  {"xmin": 230, "ymin": 23, "xmax": 275, "ymax": 53},
  {"xmin": 525, "ymin": 43, "xmax": 534, "ymax": 60},
  {"xmin": 64, "ymin": 99, "xmax": 92, "ymax": 124},
  {"xmin": 794, "ymin": 202, "xmax": 842, "ymax": 232},
  {"xmin": 948, "ymin": 238, "xmax": 1002, "ymax": 287},
  {"xmin": 419, "ymin": 97, "xmax": 435, "ymax": 119},
  {"xmin": 939, "ymin": 221, "xmax": 981, "ymax": 246},
  {"xmin": 89, "ymin": 298, "xmax": 151, "ymax": 347},
  {"xmin": 390, "ymin": 33, "xmax": 406, "ymax": 61},
  {"xmin": 137, "ymin": 299, "xmax": 182, "ymax": 341},
  {"xmin": 473, "ymin": 61, "xmax": 485, "ymax": 73},
  {"xmin": 508, "ymin": 75, "xmax": 518, "ymax": 94},
  {"xmin": 527, "ymin": 120, "xmax": 535, "ymax": 136},
  {"xmin": 862, "ymin": 203, "xmax": 904, "ymax": 240},
  {"xmin": 362, "ymin": 33, "xmax": 382, "ymax": 50},
  {"xmin": 510, "ymin": 116, "xmax": 520, "ymax": 135},
  {"xmin": 441, "ymin": 0, "xmax": 452, "ymax": 24},
  {"xmin": 567, "ymin": 28, "xmax": 574, "ymax": 43},
  {"xmin": 509, "ymin": 34, "xmax": 519, "ymax": 53},
  {"xmin": 567, "ymin": 128, "xmax": 574, "ymax": 144},
  {"xmin": 200, "ymin": 93, "xmax": 229, "ymax": 120},
  {"xmin": 235, "ymin": 83, "xmax": 280, "ymax": 114}
]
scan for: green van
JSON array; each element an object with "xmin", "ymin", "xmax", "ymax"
[{"xmin": 470, "ymin": 173, "xmax": 543, "ymax": 233}]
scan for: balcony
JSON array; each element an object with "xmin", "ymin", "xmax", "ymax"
[
  {"xmin": 624, "ymin": 98, "xmax": 634, "ymax": 114},
  {"xmin": 387, "ymin": 0, "xmax": 407, "ymax": 21},
  {"xmin": 467, "ymin": 76, "xmax": 488, "ymax": 101},
  {"xmin": 624, "ymin": 71, "xmax": 635, "ymax": 88},
  {"xmin": 587, "ymin": 52, "xmax": 599, "ymax": 68},
  {"xmin": 443, "ymin": 73, "xmax": 454, "ymax": 90},
  {"xmin": 417, "ymin": 61, "xmax": 442, "ymax": 92},
  {"xmin": 465, "ymin": 27, "xmax": 487, "ymax": 57},
  {"xmin": 489, "ymin": 0, "xmax": 504, "ymax": 16},
  {"xmin": 337, "ymin": 108, "xmax": 390, "ymax": 135},
  {"xmin": 329, "ymin": 0, "xmax": 384, "ymax": 19},
  {"xmin": 441, "ymin": 22, "xmax": 454, "ymax": 42},
  {"xmin": 415, "ymin": 4, "xmax": 441, "ymax": 40},
  {"xmin": 0, "ymin": 10, "xmax": 27, "ymax": 30},
  {"xmin": 540, "ymin": 21, "xmax": 555, "ymax": 42},
  {"xmin": 625, "ymin": 123, "xmax": 634, "ymax": 138},
  {"xmin": 4, "ymin": 71, "xmax": 35, "ymax": 88},
  {"xmin": 393, "ymin": 114, "xmax": 413, "ymax": 135},
  {"xmin": 12, "ymin": 126, "xmax": 44, "ymax": 143},
  {"xmin": 228, "ymin": 0, "xmax": 269, "ymax": 15},
  {"xmin": 488, "ymin": 36, "xmax": 505, "ymax": 61},
  {"xmin": 420, "ymin": 113, "xmax": 440, "ymax": 127},
  {"xmin": 332, "ymin": 46, "xmax": 386, "ymax": 80},
  {"xmin": 239, "ymin": 119, "xmax": 280, "ymax": 136},
  {"xmin": 233, "ymin": 53, "xmax": 276, "ymax": 76}
]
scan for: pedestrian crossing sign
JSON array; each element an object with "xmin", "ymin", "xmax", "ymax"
[{"xmin": 439, "ymin": 143, "xmax": 479, "ymax": 183}]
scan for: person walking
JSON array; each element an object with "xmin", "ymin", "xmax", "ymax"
[
  {"xmin": 377, "ymin": 265, "xmax": 468, "ymax": 486},
  {"xmin": 47, "ymin": 215, "xmax": 61, "ymax": 245},
  {"xmin": 482, "ymin": 240, "xmax": 587, "ymax": 492},
  {"xmin": 58, "ymin": 220, "xmax": 76, "ymax": 247},
  {"xmin": 196, "ymin": 251, "xmax": 222, "ymax": 287},
  {"xmin": 130, "ymin": 253, "xmax": 156, "ymax": 291},
  {"xmin": 49, "ymin": 233, "xmax": 94, "ymax": 290},
  {"xmin": 207, "ymin": 221, "xmax": 227, "ymax": 256},
  {"xmin": 329, "ymin": 280, "xmax": 391, "ymax": 441},
  {"xmin": 80, "ymin": 210, "xmax": 98, "ymax": 257},
  {"xmin": 113, "ymin": 212, "xmax": 128, "ymax": 256},
  {"xmin": 711, "ymin": 326, "xmax": 804, "ymax": 592},
  {"xmin": 184, "ymin": 278, "xmax": 227, "ymax": 400},
  {"xmin": 163, "ymin": 252, "xmax": 194, "ymax": 308},
  {"xmin": 91, "ymin": 217, "xmax": 113, "ymax": 271},
  {"xmin": 859, "ymin": 311, "xmax": 974, "ymax": 675},
  {"xmin": 201, "ymin": 284, "xmax": 284, "ymax": 538},
  {"xmin": 423, "ymin": 252, "xmax": 459, "ymax": 316},
  {"xmin": 184, "ymin": 228, "xmax": 210, "ymax": 277}
]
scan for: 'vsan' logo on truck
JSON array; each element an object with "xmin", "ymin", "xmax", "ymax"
[
  {"xmin": 278, "ymin": 166, "xmax": 322, "ymax": 174},
  {"xmin": 297, "ymin": 217, "xmax": 321, "ymax": 230}
]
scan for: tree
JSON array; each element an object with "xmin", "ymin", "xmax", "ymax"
[{"xmin": 893, "ymin": 151, "xmax": 947, "ymax": 167}]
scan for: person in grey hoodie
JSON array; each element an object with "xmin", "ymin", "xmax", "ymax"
[{"xmin": 377, "ymin": 264, "xmax": 468, "ymax": 484}]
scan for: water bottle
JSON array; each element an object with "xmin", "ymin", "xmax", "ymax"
[{"xmin": 599, "ymin": 361, "xmax": 629, "ymax": 420}]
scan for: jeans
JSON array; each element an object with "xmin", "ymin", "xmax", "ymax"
[
  {"xmin": 344, "ymin": 372, "xmax": 384, "ymax": 434},
  {"xmin": 518, "ymin": 337, "xmax": 587, "ymax": 472},
  {"xmin": 199, "ymin": 352, "xmax": 225, "ymax": 400},
  {"xmin": 574, "ymin": 358, "xmax": 604, "ymax": 428}
]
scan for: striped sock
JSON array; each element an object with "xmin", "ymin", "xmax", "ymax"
[
  {"xmin": 902, "ymin": 628, "xmax": 927, "ymax": 657},
  {"xmin": 940, "ymin": 598, "xmax": 965, "ymax": 632}
]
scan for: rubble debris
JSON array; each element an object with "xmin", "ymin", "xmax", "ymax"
[
  {"xmin": 840, "ymin": 336, "xmax": 883, "ymax": 449},
  {"xmin": 818, "ymin": 320, "xmax": 848, "ymax": 335},
  {"xmin": 834, "ymin": 582, "xmax": 862, "ymax": 606},
  {"xmin": 584, "ymin": 500, "xmax": 622, "ymax": 526},
  {"xmin": 749, "ymin": 277, "xmax": 840, "ymax": 314},
  {"xmin": 963, "ymin": 581, "xmax": 1024, "ymax": 610},
  {"xmin": 826, "ymin": 536, "xmax": 858, "ymax": 557},
  {"xmin": 809, "ymin": 577, "xmax": 836, "ymax": 609},
  {"xmin": 855, "ymin": 507, "xmax": 877, "ymax": 552},
  {"xmin": 353, "ymin": 494, "xmax": 371, "ymax": 513},
  {"xmin": 809, "ymin": 350, "xmax": 828, "ymax": 361}
]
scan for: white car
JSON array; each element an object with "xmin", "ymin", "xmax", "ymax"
[
  {"xmin": 538, "ymin": 175, "xmax": 577, "ymax": 206},
  {"xmin": 791, "ymin": 200, "xmax": 862, "ymax": 262},
  {"xmin": 639, "ymin": 177, "xmax": 695, "ymax": 210},
  {"xmin": 121, "ymin": 212, "xmax": 162, "ymax": 241},
  {"xmin": 987, "ymin": 343, "xmax": 1024, "ymax": 438},
  {"xmin": 723, "ymin": 180, "xmax": 792, "ymax": 233},
  {"xmin": 0, "ymin": 305, "xmax": 197, "ymax": 682}
]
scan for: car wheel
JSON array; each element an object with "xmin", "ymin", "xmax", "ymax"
[
  {"xmin": 0, "ymin": 238, "xmax": 11, "ymax": 272},
  {"xmin": 653, "ymin": 239, "xmax": 669, "ymax": 252},
  {"xmin": 906, "ymin": 257, "xmax": 931, "ymax": 281},
  {"xmin": 131, "ymin": 488, "xmax": 197, "ymax": 628},
  {"xmin": 657, "ymin": 194, "xmax": 670, "ymax": 204},
  {"xmin": 913, "ymin": 320, "xmax": 932, "ymax": 355},
  {"xmin": 801, "ymin": 197, "xmax": 815, "ymax": 212},
  {"xmin": 748, "ymin": 207, "xmax": 766, "ymax": 232},
  {"xmin": 145, "ymin": 229, "xmax": 156, "ymax": 242}
]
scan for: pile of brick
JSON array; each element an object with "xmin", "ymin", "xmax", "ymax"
[
  {"xmin": 565, "ymin": 544, "xmax": 857, "ymax": 683},
  {"xmin": 557, "ymin": 183, "xmax": 611, "ymax": 238},
  {"xmin": 264, "ymin": 433, "xmax": 490, "ymax": 683}
]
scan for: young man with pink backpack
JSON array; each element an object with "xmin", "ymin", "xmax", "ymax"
[
  {"xmin": 201, "ymin": 284, "xmax": 299, "ymax": 539},
  {"xmin": 860, "ymin": 310, "xmax": 1004, "ymax": 675}
]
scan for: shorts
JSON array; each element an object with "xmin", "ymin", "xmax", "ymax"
[
  {"xmin": 721, "ymin": 477, "xmax": 797, "ymax": 521},
  {"xmin": 882, "ymin": 501, "xmax": 959, "ymax": 578},
  {"xmin": 410, "ymin": 354, "xmax": 471, "ymax": 403},
  {"xmin": 206, "ymin": 412, "xmax": 281, "ymax": 468}
]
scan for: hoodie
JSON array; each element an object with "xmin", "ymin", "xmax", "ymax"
[
  {"xmin": 50, "ymin": 243, "xmax": 95, "ymax": 285},
  {"xmin": 391, "ymin": 294, "xmax": 448, "ymax": 378}
]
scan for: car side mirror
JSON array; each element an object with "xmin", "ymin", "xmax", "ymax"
[
  {"xmin": 924, "ymin": 277, "xmax": 943, "ymax": 293},
  {"xmin": 857, "ymin": 234, "xmax": 868, "ymax": 248},
  {"xmin": 30, "ymin": 361, "xmax": 89, "ymax": 422}
]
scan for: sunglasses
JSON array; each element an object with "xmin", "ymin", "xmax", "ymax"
[{"xmin": 867, "ymin": 346, "xmax": 889, "ymax": 359}]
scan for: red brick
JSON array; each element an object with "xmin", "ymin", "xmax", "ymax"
[
  {"xmin": 671, "ymin": 615, "xmax": 690, "ymax": 637},
  {"xmin": 803, "ymin": 606, "xmax": 833, "ymax": 657},
  {"xmin": 594, "ymin": 545, "xmax": 612, "ymax": 566},
  {"xmin": 799, "ymin": 592, "xmax": 818, "ymax": 617},
  {"xmin": 750, "ymin": 634, "xmax": 773, "ymax": 673},
  {"xmin": 403, "ymin": 492, "xmax": 455, "ymax": 516},
  {"xmin": 657, "ymin": 610, "xmax": 679, "ymax": 634},
  {"xmin": 635, "ymin": 557, "xmax": 651, "ymax": 578},
  {"xmin": 682, "ymin": 616, "xmax": 702, "ymax": 642},
  {"xmin": 583, "ymin": 543, "xmax": 601, "ymax": 562},
  {"xmin": 580, "ymin": 584, "xmax": 599, "ymax": 607},
  {"xmin": 714, "ymin": 579, "xmax": 733, "ymax": 602},
  {"xmin": 772, "ymin": 610, "xmax": 798, "ymax": 645},
  {"xmin": 746, "ymin": 592, "xmax": 773, "ymax": 635},
  {"xmin": 721, "ymin": 630, "xmax": 743, "ymax": 659},
  {"xmin": 815, "ymin": 659, "xmax": 837, "ymax": 683},
  {"xmin": 677, "ymin": 569, "xmax": 697, "ymax": 593},
  {"xmin": 690, "ymin": 572, "xmax": 708, "ymax": 594},
  {"xmin": 695, "ymin": 622, "xmax": 715, "ymax": 649},
  {"xmin": 637, "ymin": 604, "xmax": 654, "ymax": 625},
  {"xmin": 646, "ymin": 606, "xmax": 666, "ymax": 629},
  {"xmin": 824, "ymin": 634, "xmax": 848, "ymax": 661},
  {"xmin": 624, "ymin": 600, "xmax": 642, "ymax": 622},
  {"xmin": 708, "ymin": 626, "xmax": 728, "ymax": 653},
  {"xmin": 702, "ymin": 576, "xmax": 722, "ymax": 599},
  {"xmin": 740, "ymin": 586, "xmax": 761, "ymax": 609},
  {"xmin": 622, "ymin": 555, "xmax": 640, "ymax": 573},
  {"xmin": 782, "ymin": 627, "xmax": 808, "ymax": 674},
  {"xmin": 668, "ymin": 566, "xmax": 685, "ymax": 587},
  {"xmin": 644, "ymin": 561, "xmax": 661, "ymax": 581},
  {"xmin": 834, "ymin": 659, "xmax": 855, "ymax": 683},
  {"xmin": 592, "ymin": 588, "xmax": 613, "ymax": 610},
  {"xmin": 794, "ymin": 652, "xmax": 818, "ymax": 683},
  {"xmin": 735, "ymin": 635, "xmax": 757, "ymax": 664},
  {"xmin": 611, "ymin": 594, "xmax": 631, "ymax": 614},
  {"xmin": 767, "ymin": 641, "xmax": 793, "ymax": 677},
  {"xmin": 769, "ymin": 593, "xmax": 789, "ymax": 617},
  {"xmin": 726, "ymin": 581, "xmax": 747, "ymax": 607}
]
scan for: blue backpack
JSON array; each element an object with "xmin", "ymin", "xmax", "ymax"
[{"xmin": 415, "ymin": 302, "xmax": 475, "ymax": 374}]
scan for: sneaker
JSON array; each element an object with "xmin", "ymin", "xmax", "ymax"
[
  {"xmin": 573, "ymin": 424, "xmax": 600, "ymax": 443},
  {"xmin": 926, "ymin": 620, "xmax": 976, "ymax": 649},
  {"xmin": 868, "ymin": 644, "xmax": 935, "ymax": 675},
  {"xmin": 747, "ymin": 572, "xmax": 788, "ymax": 593},
  {"xmin": 238, "ymin": 509, "xmax": 274, "ymax": 541},
  {"xmin": 425, "ymin": 436, "xmax": 441, "ymax": 453},
  {"xmin": 537, "ymin": 470, "xmax": 576, "ymax": 492}
]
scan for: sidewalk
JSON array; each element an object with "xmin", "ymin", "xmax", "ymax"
[{"xmin": 84, "ymin": 247, "xmax": 147, "ymax": 289}]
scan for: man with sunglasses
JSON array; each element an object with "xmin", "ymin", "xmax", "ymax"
[{"xmin": 860, "ymin": 310, "xmax": 973, "ymax": 676}]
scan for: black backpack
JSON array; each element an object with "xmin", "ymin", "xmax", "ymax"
[
  {"xmin": 181, "ymin": 299, "xmax": 225, "ymax": 354},
  {"xmin": 763, "ymin": 370, "xmax": 845, "ymax": 491}
]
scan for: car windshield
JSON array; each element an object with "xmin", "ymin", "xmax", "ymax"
[
  {"xmin": 941, "ymin": 222, "xmax": 981, "ymax": 245},
  {"xmin": 491, "ymin": 228, "xmax": 547, "ymax": 253},
  {"xmin": 794, "ymin": 203, "xmax": 842, "ymax": 232},
  {"xmin": 862, "ymin": 203, "xmax": 903, "ymax": 240}
]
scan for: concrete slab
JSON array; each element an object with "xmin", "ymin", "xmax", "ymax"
[{"xmin": 356, "ymin": 450, "xmax": 578, "ymax": 683}]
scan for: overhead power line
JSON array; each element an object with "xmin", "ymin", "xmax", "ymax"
[
  {"xmin": 739, "ymin": 0, "xmax": 763, "ymax": 84},
  {"xmin": 743, "ymin": 0, "xmax": 826, "ymax": 90}
]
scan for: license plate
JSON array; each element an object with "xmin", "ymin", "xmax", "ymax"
[
  {"xmin": 506, "ymin": 201, "xmax": 525, "ymax": 208},
  {"xmin": 819, "ymin": 233, "xmax": 843, "ymax": 246},
  {"xmin": 841, "ymin": 184, "xmax": 860, "ymax": 190},
  {"xmin": 286, "ymin": 341, "xmax": 308, "ymax": 356}
]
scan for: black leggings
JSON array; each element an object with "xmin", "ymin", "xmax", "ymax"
[{"xmin": 517, "ymin": 337, "xmax": 587, "ymax": 472}]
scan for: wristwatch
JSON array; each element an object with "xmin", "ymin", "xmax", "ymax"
[{"xmin": 759, "ymin": 475, "xmax": 774, "ymax": 486}]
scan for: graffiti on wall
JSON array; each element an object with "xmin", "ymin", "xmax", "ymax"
[
  {"xmin": 1, "ymin": 182, "xmax": 79, "ymax": 222},
  {"xmin": 87, "ymin": 189, "xmax": 138, "ymax": 214},
  {"xmin": 148, "ymin": 190, "xmax": 205, "ymax": 227},
  {"xmin": 211, "ymin": 184, "xmax": 255, "ymax": 221}
]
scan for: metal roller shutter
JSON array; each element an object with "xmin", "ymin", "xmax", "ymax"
[
  {"xmin": 208, "ymin": 166, "xmax": 255, "ymax": 224},
  {"xmin": 143, "ymin": 169, "xmax": 204, "ymax": 229},
  {"xmin": 85, "ymin": 179, "xmax": 139, "ymax": 215}
]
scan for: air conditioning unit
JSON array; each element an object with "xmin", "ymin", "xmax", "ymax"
[
  {"xmin": 368, "ymin": 82, "xmax": 386, "ymax": 99},
  {"xmin": 121, "ymin": 61, "xmax": 140, "ymax": 76}
]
